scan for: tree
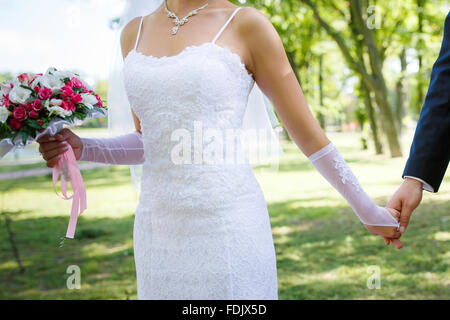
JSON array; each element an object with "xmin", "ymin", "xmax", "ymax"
[{"xmin": 300, "ymin": 0, "xmax": 403, "ymax": 157}]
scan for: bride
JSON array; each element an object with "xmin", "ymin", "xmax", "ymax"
[{"xmin": 36, "ymin": 0, "xmax": 402, "ymax": 299}]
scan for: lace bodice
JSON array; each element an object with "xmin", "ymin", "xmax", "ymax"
[{"xmin": 123, "ymin": 41, "xmax": 255, "ymax": 163}]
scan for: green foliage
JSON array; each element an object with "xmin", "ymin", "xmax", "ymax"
[{"xmin": 242, "ymin": 0, "xmax": 447, "ymax": 155}]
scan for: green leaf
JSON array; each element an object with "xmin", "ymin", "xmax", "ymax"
[
  {"xmin": 26, "ymin": 120, "xmax": 42, "ymax": 130},
  {"xmin": 93, "ymin": 106, "xmax": 106, "ymax": 115},
  {"xmin": 19, "ymin": 84, "xmax": 34, "ymax": 92},
  {"xmin": 20, "ymin": 131, "xmax": 28, "ymax": 145}
]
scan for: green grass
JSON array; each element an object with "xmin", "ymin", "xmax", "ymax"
[
  {"xmin": 0, "ymin": 132, "xmax": 448, "ymax": 299},
  {"xmin": 0, "ymin": 162, "xmax": 47, "ymax": 174}
]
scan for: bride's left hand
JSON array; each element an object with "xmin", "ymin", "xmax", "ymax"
[{"xmin": 364, "ymin": 208, "xmax": 403, "ymax": 249}]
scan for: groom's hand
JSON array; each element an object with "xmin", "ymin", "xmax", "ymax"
[
  {"xmin": 364, "ymin": 208, "xmax": 403, "ymax": 249},
  {"xmin": 387, "ymin": 178, "xmax": 423, "ymax": 234},
  {"xmin": 36, "ymin": 128, "xmax": 83, "ymax": 167}
]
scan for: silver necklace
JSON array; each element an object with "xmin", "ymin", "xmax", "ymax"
[{"xmin": 164, "ymin": 0, "xmax": 209, "ymax": 35}]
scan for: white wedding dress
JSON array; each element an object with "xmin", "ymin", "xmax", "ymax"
[{"xmin": 122, "ymin": 7, "xmax": 279, "ymax": 299}]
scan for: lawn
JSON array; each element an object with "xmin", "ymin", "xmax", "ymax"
[{"xmin": 0, "ymin": 131, "xmax": 448, "ymax": 299}]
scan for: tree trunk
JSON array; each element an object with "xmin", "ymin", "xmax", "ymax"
[
  {"xmin": 395, "ymin": 48, "xmax": 407, "ymax": 133},
  {"xmin": 317, "ymin": 54, "xmax": 326, "ymax": 129},
  {"xmin": 373, "ymin": 82, "xmax": 403, "ymax": 157},
  {"xmin": 302, "ymin": 0, "xmax": 403, "ymax": 157},
  {"xmin": 416, "ymin": 0, "xmax": 425, "ymax": 115},
  {"xmin": 362, "ymin": 82, "xmax": 383, "ymax": 154}
]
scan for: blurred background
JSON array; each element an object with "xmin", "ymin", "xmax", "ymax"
[{"xmin": 0, "ymin": 0, "xmax": 448, "ymax": 299}]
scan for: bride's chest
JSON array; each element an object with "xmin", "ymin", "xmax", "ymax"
[{"xmin": 122, "ymin": 43, "xmax": 254, "ymax": 119}]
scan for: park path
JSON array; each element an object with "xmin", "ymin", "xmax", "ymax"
[{"xmin": 0, "ymin": 163, "xmax": 109, "ymax": 181}]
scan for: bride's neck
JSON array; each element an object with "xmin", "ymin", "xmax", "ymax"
[{"xmin": 165, "ymin": 0, "xmax": 216, "ymax": 14}]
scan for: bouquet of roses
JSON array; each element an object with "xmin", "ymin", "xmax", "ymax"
[{"xmin": 0, "ymin": 67, "xmax": 107, "ymax": 243}]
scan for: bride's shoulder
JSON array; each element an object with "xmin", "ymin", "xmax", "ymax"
[
  {"xmin": 235, "ymin": 6, "xmax": 275, "ymax": 36},
  {"xmin": 235, "ymin": 6, "xmax": 279, "ymax": 44},
  {"xmin": 120, "ymin": 17, "xmax": 142, "ymax": 57}
]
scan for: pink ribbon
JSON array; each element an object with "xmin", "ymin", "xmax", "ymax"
[{"xmin": 52, "ymin": 144, "xmax": 87, "ymax": 239}]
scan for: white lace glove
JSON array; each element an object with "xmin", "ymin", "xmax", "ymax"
[
  {"xmin": 308, "ymin": 142, "xmax": 399, "ymax": 227},
  {"xmin": 79, "ymin": 131, "xmax": 145, "ymax": 165}
]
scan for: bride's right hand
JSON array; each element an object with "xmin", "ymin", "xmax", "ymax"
[
  {"xmin": 364, "ymin": 207, "xmax": 403, "ymax": 249},
  {"xmin": 36, "ymin": 128, "xmax": 83, "ymax": 167}
]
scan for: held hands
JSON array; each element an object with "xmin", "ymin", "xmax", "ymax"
[
  {"xmin": 36, "ymin": 128, "xmax": 83, "ymax": 167},
  {"xmin": 364, "ymin": 207, "xmax": 403, "ymax": 249},
  {"xmin": 387, "ymin": 178, "xmax": 423, "ymax": 233},
  {"xmin": 382, "ymin": 178, "xmax": 423, "ymax": 246}
]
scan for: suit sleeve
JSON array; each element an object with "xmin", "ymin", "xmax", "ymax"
[{"xmin": 403, "ymin": 12, "xmax": 450, "ymax": 193}]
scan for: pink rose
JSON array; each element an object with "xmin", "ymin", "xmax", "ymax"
[
  {"xmin": 94, "ymin": 93, "xmax": 103, "ymax": 107},
  {"xmin": 28, "ymin": 73, "xmax": 38, "ymax": 83},
  {"xmin": 70, "ymin": 77, "xmax": 90, "ymax": 92},
  {"xmin": 24, "ymin": 103, "xmax": 33, "ymax": 111},
  {"xmin": 12, "ymin": 106, "xmax": 27, "ymax": 121},
  {"xmin": 38, "ymin": 87, "xmax": 52, "ymax": 100},
  {"xmin": 71, "ymin": 77, "xmax": 80, "ymax": 86},
  {"xmin": 71, "ymin": 93, "xmax": 83, "ymax": 104},
  {"xmin": 9, "ymin": 118, "xmax": 22, "ymax": 130},
  {"xmin": 17, "ymin": 73, "xmax": 30, "ymax": 84},
  {"xmin": 29, "ymin": 110, "xmax": 39, "ymax": 119},
  {"xmin": 31, "ymin": 99, "xmax": 42, "ymax": 111},
  {"xmin": 67, "ymin": 100, "xmax": 75, "ymax": 111},
  {"xmin": 61, "ymin": 85, "xmax": 73, "ymax": 99},
  {"xmin": 61, "ymin": 100, "xmax": 68, "ymax": 110},
  {"xmin": 37, "ymin": 119, "xmax": 44, "ymax": 126},
  {"xmin": 2, "ymin": 94, "xmax": 11, "ymax": 108},
  {"xmin": 61, "ymin": 100, "xmax": 75, "ymax": 111}
]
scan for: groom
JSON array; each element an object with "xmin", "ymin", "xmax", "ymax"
[{"xmin": 387, "ymin": 12, "xmax": 450, "ymax": 242}]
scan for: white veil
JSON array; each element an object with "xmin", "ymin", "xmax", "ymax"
[{"xmin": 108, "ymin": 0, "xmax": 283, "ymax": 193}]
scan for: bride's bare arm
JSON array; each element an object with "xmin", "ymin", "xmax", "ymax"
[
  {"xmin": 236, "ymin": 7, "xmax": 329, "ymax": 157},
  {"xmin": 236, "ymin": 7, "xmax": 402, "ymax": 247}
]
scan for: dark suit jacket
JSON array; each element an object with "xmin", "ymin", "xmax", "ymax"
[{"xmin": 403, "ymin": 12, "xmax": 450, "ymax": 192}]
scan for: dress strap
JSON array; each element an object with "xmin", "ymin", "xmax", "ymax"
[
  {"xmin": 211, "ymin": 7, "xmax": 242, "ymax": 44},
  {"xmin": 134, "ymin": 16, "xmax": 144, "ymax": 50}
]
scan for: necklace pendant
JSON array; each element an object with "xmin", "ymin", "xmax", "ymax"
[{"xmin": 164, "ymin": 0, "xmax": 209, "ymax": 35}]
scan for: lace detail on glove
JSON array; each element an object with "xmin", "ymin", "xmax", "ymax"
[
  {"xmin": 308, "ymin": 142, "xmax": 399, "ymax": 227},
  {"xmin": 333, "ymin": 156, "xmax": 362, "ymax": 193}
]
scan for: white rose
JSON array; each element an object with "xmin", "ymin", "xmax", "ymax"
[
  {"xmin": 45, "ymin": 67, "xmax": 58, "ymax": 76},
  {"xmin": 44, "ymin": 99, "xmax": 72, "ymax": 117},
  {"xmin": 53, "ymin": 70, "xmax": 76, "ymax": 80},
  {"xmin": 9, "ymin": 84, "xmax": 31, "ymax": 104},
  {"xmin": 0, "ymin": 81, "xmax": 12, "ymax": 95},
  {"xmin": 45, "ymin": 67, "xmax": 75, "ymax": 80},
  {"xmin": 81, "ymin": 93, "xmax": 98, "ymax": 109},
  {"xmin": 50, "ymin": 99, "xmax": 63, "ymax": 106},
  {"xmin": 38, "ymin": 74, "xmax": 64, "ymax": 91},
  {"xmin": 0, "ymin": 106, "xmax": 11, "ymax": 123}
]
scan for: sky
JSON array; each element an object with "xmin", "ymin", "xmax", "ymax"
[{"xmin": 0, "ymin": 0, "xmax": 126, "ymax": 84}]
